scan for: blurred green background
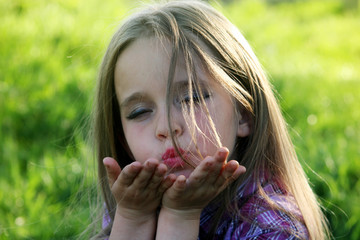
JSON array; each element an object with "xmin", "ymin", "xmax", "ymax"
[{"xmin": 0, "ymin": 0, "xmax": 359, "ymax": 239}]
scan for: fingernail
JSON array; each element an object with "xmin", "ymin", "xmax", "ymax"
[
  {"xmin": 103, "ymin": 157, "xmax": 111, "ymax": 165},
  {"xmin": 218, "ymin": 148, "xmax": 229, "ymax": 158}
]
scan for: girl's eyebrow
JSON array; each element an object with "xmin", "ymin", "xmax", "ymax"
[
  {"xmin": 120, "ymin": 92, "xmax": 147, "ymax": 108},
  {"xmin": 173, "ymin": 80, "xmax": 189, "ymax": 91},
  {"xmin": 120, "ymin": 80, "xmax": 208, "ymax": 108},
  {"xmin": 173, "ymin": 79, "xmax": 208, "ymax": 90}
]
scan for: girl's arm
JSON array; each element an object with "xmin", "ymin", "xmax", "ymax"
[
  {"xmin": 109, "ymin": 208, "xmax": 156, "ymax": 240},
  {"xmin": 156, "ymin": 148, "xmax": 246, "ymax": 240},
  {"xmin": 103, "ymin": 157, "xmax": 175, "ymax": 240},
  {"xmin": 156, "ymin": 206, "xmax": 201, "ymax": 240}
]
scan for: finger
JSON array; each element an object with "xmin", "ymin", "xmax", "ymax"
[
  {"xmin": 103, "ymin": 157, "xmax": 121, "ymax": 188},
  {"xmin": 187, "ymin": 148, "xmax": 229, "ymax": 186},
  {"xmin": 200, "ymin": 147, "xmax": 229, "ymax": 180},
  {"xmin": 214, "ymin": 160, "xmax": 246, "ymax": 189},
  {"xmin": 231, "ymin": 163, "xmax": 246, "ymax": 180},
  {"xmin": 207, "ymin": 148, "xmax": 229, "ymax": 182},
  {"xmin": 116, "ymin": 161, "xmax": 143, "ymax": 187},
  {"xmin": 214, "ymin": 147, "xmax": 229, "ymax": 164},
  {"xmin": 147, "ymin": 163, "xmax": 168, "ymax": 190},
  {"xmin": 164, "ymin": 175, "xmax": 187, "ymax": 199},
  {"xmin": 172, "ymin": 175, "xmax": 187, "ymax": 193},
  {"xmin": 132, "ymin": 158, "xmax": 159, "ymax": 188},
  {"xmin": 159, "ymin": 173, "xmax": 177, "ymax": 193}
]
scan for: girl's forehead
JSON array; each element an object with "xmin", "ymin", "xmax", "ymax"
[{"xmin": 115, "ymin": 37, "xmax": 212, "ymax": 90}]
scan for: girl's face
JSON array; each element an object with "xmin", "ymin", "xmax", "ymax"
[{"xmin": 114, "ymin": 37, "xmax": 248, "ymax": 177}]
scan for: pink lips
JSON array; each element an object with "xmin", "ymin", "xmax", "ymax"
[{"xmin": 161, "ymin": 148, "xmax": 187, "ymax": 168}]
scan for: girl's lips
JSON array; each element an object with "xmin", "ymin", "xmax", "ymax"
[
  {"xmin": 161, "ymin": 148, "xmax": 188, "ymax": 168},
  {"xmin": 163, "ymin": 156, "xmax": 184, "ymax": 168}
]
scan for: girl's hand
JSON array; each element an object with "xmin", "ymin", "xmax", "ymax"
[
  {"xmin": 103, "ymin": 157, "xmax": 175, "ymax": 221},
  {"xmin": 161, "ymin": 147, "xmax": 246, "ymax": 216},
  {"xmin": 155, "ymin": 147, "xmax": 246, "ymax": 240}
]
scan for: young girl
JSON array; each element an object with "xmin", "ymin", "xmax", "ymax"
[{"xmin": 90, "ymin": 0, "xmax": 329, "ymax": 239}]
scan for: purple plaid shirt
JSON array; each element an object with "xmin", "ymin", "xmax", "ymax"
[
  {"xmin": 198, "ymin": 178, "xmax": 309, "ymax": 239},
  {"xmin": 103, "ymin": 178, "xmax": 309, "ymax": 239}
]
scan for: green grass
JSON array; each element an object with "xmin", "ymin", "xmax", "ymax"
[{"xmin": 1, "ymin": 0, "xmax": 359, "ymax": 239}]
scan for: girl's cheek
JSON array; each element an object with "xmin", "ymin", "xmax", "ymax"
[{"xmin": 192, "ymin": 115, "xmax": 220, "ymax": 153}]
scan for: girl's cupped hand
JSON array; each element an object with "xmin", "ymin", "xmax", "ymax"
[
  {"xmin": 103, "ymin": 157, "xmax": 176, "ymax": 221},
  {"xmin": 161, "ymin": 147, "xmax": 246, "ymax": 218}
]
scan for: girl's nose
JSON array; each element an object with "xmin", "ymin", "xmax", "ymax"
[{"xmin": 155, "ymin": 111, "xmax": 183, "ymax": 141}]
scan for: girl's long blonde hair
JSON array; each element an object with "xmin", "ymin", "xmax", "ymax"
[{"xmin": 91, "ymin": 1, "xmax": 329, "ymax": 239}]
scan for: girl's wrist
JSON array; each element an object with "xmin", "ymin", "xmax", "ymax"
[
  {"xmin": 156, "ymin": 207, "xmax": 201, "ymax": 240},
  {"xmin": 115, "ymin": 205, "xmax": 156, "ymax": 224},
  {"xmin": 159, "ymin": 206, "xmax": 202, "ymax": 221},
  {"xmin": 110, "ymin": 207, "xmax": 157, "ymax": 240}
]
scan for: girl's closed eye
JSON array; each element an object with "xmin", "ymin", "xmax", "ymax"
[
  {"xmin": 126, "ymin": 105, "xmax": 153, "ymax": 120},
  {"xmin": 178, "ymin": 90, "xmax": 211, "ymax": 105}
]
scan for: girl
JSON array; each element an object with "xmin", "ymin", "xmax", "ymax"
[{"xmin": 90, "ymin": 0, "xmax": 329, "ymax": 239}]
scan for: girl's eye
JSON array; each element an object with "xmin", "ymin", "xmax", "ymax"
[
  {"xmin": 181, "ymin": 91, "xmax": 210, "ymax": 104},
  {"xmin": 126, "ymin": 108, "xmax": 152, "ymax": 120}
]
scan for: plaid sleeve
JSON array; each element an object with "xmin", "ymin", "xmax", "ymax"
[
  {"xmin": 229, "ymin": 209, "xmax": 309, "ymax": 240},
  {"xmin": 225, "ymin": 181, "xmax": 309, "ymax": 240},
  {"xmin": 200, "ymin": 178, "xmax": 310, "ymax": 240}
]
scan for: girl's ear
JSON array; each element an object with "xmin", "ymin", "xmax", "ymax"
[{"xmin": 237, "ymin": 109, "xmax": 252, "ymax": 137}]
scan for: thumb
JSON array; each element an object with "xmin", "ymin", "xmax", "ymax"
[{"xmin": 103, "ymin": 157, "xmax": 121, "ymax": 188}]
